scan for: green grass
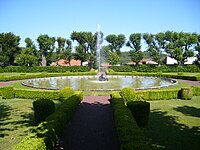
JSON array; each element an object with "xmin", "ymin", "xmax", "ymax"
[
  {"xmin": 143, "ymin": 96, "xmax": 200, "ymax": 150},
  {"xmin": 0, "ymin": 97, "xmax": 35, "ymax": 150},
  {"xmin": 0, "ymin": 97, "xmax": 61, "ymax": 150}
]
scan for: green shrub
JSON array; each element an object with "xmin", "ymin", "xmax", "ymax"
[
  {"xmin": 120, "ymin": 87, "xmax": 136, "ymax": 104},
  {"xmin": 14, "ymin": 92, "xmax": 82, "ymax": 150},
  {"xmin": 136, "ymin": 89, "xmax": 179, "ymax": 100},
  {"xmin": 192, "ymin": 86, "xmax": 200, "ymax": 96},
  {"xmin": 177, "ymin": 72, "xmax": 184, "ymax": 76},
  {"xmin": 111, "ymin": 92, "xmax": 150, "ymax": 150},
  {"xmin": 15, "ymin": 89, "xmax": 60, "ymax": 100},
  {"xmin": 179, "ymin": 87, "xmax": 193, "ymax": 100},
  {"xmin": 59, "ymin": 87, "xmax": 74, "ymax": 101},
  {"xmin": 0, "ymin": 67, "xmax": 4, "ymax": 73},
  {"xmin": 33, "ymin": 98, "xmax": 55, "ymax": 124},
  {"xmin": 127, "ymin": 101, "xmax": 150, "ymax": 127},
  {"xmin": 13, "ymin": 133, "xmax": 46, "ymax": 150},
  {"xmin": 1, "ymin": 86, "xmax": 15, "ymax": 99}
]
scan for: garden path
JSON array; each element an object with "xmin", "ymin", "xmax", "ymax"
[{"xmin": 54, "ymin": 96, "xmax": 120, "ymax": 150}]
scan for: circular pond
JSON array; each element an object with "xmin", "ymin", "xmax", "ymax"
[{"xmin": 22, "ymin": 75, "xmax": 177, "ymax": 91}]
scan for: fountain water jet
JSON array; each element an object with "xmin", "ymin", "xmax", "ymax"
[{"xmin": 96, "ymin": 24, "xmax": 108, "ymax": 81}]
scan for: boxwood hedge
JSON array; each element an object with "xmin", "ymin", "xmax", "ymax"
[
  {"xmin": 13, "ymin": 92, "xmax": 83, "ymax": 150},
  {"xmin": 111, "ymin": 92, "xmax": 150, "ymax": 150}
]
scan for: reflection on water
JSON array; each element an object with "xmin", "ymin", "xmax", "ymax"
[{"xmin": 23, "ymin": 76, "xmax": 176, "ymax": 91}]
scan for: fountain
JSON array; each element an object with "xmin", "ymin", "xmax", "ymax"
[
  {"xmin": 21, "ymin": 25, "xmax": 178, "ymax": 91},
  {"xmin": 96, "ymin": 24, "xmax": 108, "ymax": 81}
]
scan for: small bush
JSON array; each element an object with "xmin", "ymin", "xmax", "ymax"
[
  {"xmin": 1, "ymin": 86, "xmax": 15, "ymax": 99},
  {"xmin": 179, "ymin": 87, "xmax": 193, "ymax": 100},
  {"xmin": 33, "ymin": 98, "xmax": 55, "ymax": 124},
  {"xmin": 120, "ymin": 87, "xmax": 136, "ymax": 104},
  {"xmin": 59, "ymin": 87, "xmax": 74, "ymax": 101},
  {"xmin": 127, "ymin": 101, "xmax": 150, "ymax": 127}
]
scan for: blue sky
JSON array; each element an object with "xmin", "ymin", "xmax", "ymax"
[{"xmin": 0, "ymin": 0, "xmax": 200, "ymax": 51}]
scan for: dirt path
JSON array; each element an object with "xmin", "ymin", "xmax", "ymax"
[
  {"xmin": 55, "ymin": 96, "xmax": 119, "ymax": 150},
  {"xmin": 0, "ymin": 80, "xmax": 19, "ymax": 86}
]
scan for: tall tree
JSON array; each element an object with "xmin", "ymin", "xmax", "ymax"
[
  {"xmin": 164, "ymin": 31, "xmax": 195, "ymax": 65},
  {"xmin": 143, "ymin": 33, "xmax": 164, "ymax": 64},
  {"xmin": 195, "ymin": 34, "xmax": 200, "ymax": 63},
  {"xmin": 37, "ymin": 34, "xmax": 55, "ymax": 66},
  {"xmin": 71, "ymin": 31, "xmax": 103, "ymax": 68},
  {"xmin": 16, "ymin": 37, "xmax": 38, "ymax": 66},
  {"xmin": 65, "ymin": 39, "xmax": 72, "ymax": 64},
  {"xmin": 126, "ymin": 33, "xmax": 143, "ymax": 65},
  {"xmin": 0, "ymin": 32, "xmax": 21, "ymax": 66},
  {"xmin": 105, "ymin": 34, "xmax": 126, "ymax": 56},
  {"xmin": 56, "ymin": 37, "xmax": 66, "ymax": 60}
]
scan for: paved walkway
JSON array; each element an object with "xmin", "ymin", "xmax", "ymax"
[{"xmin": 54, "ymin": 96, "xmax": 120, "ymax": 150}]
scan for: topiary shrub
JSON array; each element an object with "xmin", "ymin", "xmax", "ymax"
[
  {"xmin": 127, "ymin": 101, "xmax": 150, "ymax": 127},
  {"xmin": 33, "ymin": 98, "xmax": 55, "ymax": 124},
  {"xmin": 1, "ymin": 86, "xmax": 15, "ymax": 99},
  {"xmin": 120, "ymin": 87, "xmax": 136, "ymax": 104},
  {"xmin": 179, "ymin": 87, "xmax": 193, "ymax": 100},
  {"xmin": 59, "ymin": 87, "xmax": 74, "ymax": 101}
]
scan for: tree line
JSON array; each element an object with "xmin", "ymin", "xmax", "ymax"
[{"xmin": 0, "ymin": 31, "xmax": 200, "ymax": 67}]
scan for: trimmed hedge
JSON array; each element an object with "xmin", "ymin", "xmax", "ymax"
[
  {"xmin": 179, "ymin": 87, "xmax": 193, "ymax": 100},
  {"xmin": 109, "ymin": 65, "xmax": 200, "ymax": 73},
  {"xmin": 1, "ymin": 86, "xmax": 15, "ymax": 99},
  {"xmin": 107, "ymin": 71, "xmax": 200, "ymax": 81},
  {"xmin": 120, "ymin": 87, "xmax": 136, "ymax": 104},
  {"xmin": 59, "ymin": 87, "xmax": 74, "ymax": 101},
  {"xmin": 136, "ymin": 89, "xmax": 180, "ymax": 101},
  {"xmin": 14, "ymin": 89, "xmax": 60, "ymax": 100},
  {"xmin": 13, "ymin": 92, "xmax": 83, "ymax": 150},
  {"xmin": 193, "ymin": 86, "xmax": 200, "ymax": 96},
  {"xmin": 111, "ymin": 92, "xmax": 150, "ymax": 150},
  {"xmin": 0, "ymin": 72, "xmax": 96, "ymax": 82},
  {"xmin": 127, "ymin": 101, "xmax": 150, "ymax": 127},
  {"xmin": 2, "ymin": 66, "xmax": 90, "ymax": 73},
  {"xmin": 33, "ymin": 98, "xmax": 55, "ymax": 124}
]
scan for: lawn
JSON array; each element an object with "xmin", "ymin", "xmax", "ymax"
[
  {"xmin": 0, "ymin": 98, "xmax": 35, "ymax": 150},
  {"xmin": 143, "ymin": 96, "xmax": 200, "ymax": 150}
]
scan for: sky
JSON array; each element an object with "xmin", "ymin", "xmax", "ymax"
[{"xmin": 0, "ymin": 0, "xmax": 200, "ymax": 51}]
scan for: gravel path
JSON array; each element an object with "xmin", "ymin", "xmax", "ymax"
[{"xmin": 54, "ymin": 96, "xmax": 120, "ymax": 150}]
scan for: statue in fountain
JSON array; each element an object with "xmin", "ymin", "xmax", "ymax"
[{"xmin": 99, "ymin": 73, "xmax": 108, "ymax": 81}]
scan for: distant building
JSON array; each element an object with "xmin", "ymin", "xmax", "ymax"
[
  {"xmin": 51, "ymin": 59, "xmax": 83, "ymax": 66},
  {"xmin": 164, "ymin": 56, "xmax": 178, "ymax": 65},
  {"xmin": 164, "ymin": 56, "xmax": 197, "ymax": 65},
  {"xmin": 127, "ymin": 58, "xmax": 158, "ymax": 65}
]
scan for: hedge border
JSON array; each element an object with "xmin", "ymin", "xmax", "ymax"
[
  {"xmin": 13, "ymin": 92, "xmax": 83, "ymax": 150},
  {"xmin": 111, "ymin": 92, "xmax": 150, "ymax": 150}
]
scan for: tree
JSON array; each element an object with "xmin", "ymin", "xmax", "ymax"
[
  {"xmin": 16, "ymin": 37, "xmax": 38, "ymax": 66},
  {"xmin": 65, "ymin": 39, "xmax": 72, "ymax": 65},
  {"xmin": 37, "ymin": 34, "xmax": 55, "ymax": 66},
  {"xmin": 105, "ymin": 34, "xmax": 126, "ymax": 56},
  {"xmin": 143, "ymin": 33, "xmax": 164, "ymax": 64},
  {"xmin": 126, "ymin": 33, "xmax": 143, "ymax": 65},
  {"xmin": 195, "ymin": 34, "xmax": 200, "ymax": 63},
  {"xmin": 108, "ymin": 52, "xmax": 120, "ymax": 65},
  {"xmin": 164, "ymin": 31, "xmax": 195, "ymax": 65},
  {"xmin": 56, "ymin": 37, "xmax": 66, "ymax": 60},
  {"xmin": 71, "ymin": 31, "xmax": 103, "ymax": 68},
  {"xmin": 0, "ymin": 32, "xmax": 20, "ymax": 66}
]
